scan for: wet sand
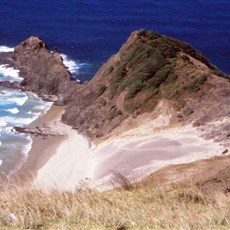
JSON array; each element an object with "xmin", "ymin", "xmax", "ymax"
[{"xmin": 17, "ymin": 105, "xmax": 66, "ymax": 178}]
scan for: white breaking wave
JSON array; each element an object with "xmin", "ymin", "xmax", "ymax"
[
  {"xmin": 2, "ymin": 116, "xmax": 37, "ymax": 127},
  {"xmin": 1, "ymin": 126, "xmax": 13, "ymax": 135},
  {"xmin": 0, "ymin": 64, "xmax": 22, "ymax": 82},
  {"xmin": 0, "ymin": 46, "xmax": 14, "ymax": 53},
  {"xmin": 0, "ymin": 90, "xmax": 28, "ymax": 106},
  {"xmin": 15, "ymin": 134, "xmax": 33, "ymax": 157},
  {"xmin": 33, "ymin": 104, "xmax": 46, "ymax": 111},
  {"xmin": 60, "ymin": 53, "xmax": 79, "ymax": 74},
  {"xmin": 7, "ymin": 96, "xmax": 28, "ymax": 106},
  {"xmin": 0, "ymin": 45, "xmax": 20, "ymax": 81},
  {"xmin": 0, "ymin": 120, "xmax": 7, "ymax": 127},
  {"xmin": 1, "ymin": 103, "xmax": 52, "ymax": 128},
  {"xmin": 60, "ymin": 53, "xmax": 93, "ymax": 82},
  {"xmin": 32, "ymin": 102, "xmax": 52, "ymax": 115},
  {"xmin": 5, "ymin": 108, "xmax": 19, "ymax": 114}
]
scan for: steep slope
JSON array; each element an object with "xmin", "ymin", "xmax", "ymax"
[
  {"xmin": 61, "ymin": 30, "xmax": 230, "ymax": 138},
  {"xmin": 139, "ymin": 154, "xmax": 230, "ymax": 196}
]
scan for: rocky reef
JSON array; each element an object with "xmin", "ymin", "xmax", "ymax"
[{"xmin": 5, "ymin": 30, "xmax": 230, "ymax": 139}]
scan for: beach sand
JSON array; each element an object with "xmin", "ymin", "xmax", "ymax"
[
  {"xmin": 88, "ymin": 126, "xmax": 223, "ymax": 190},
  {"xmin": 16, "ymin": 105, "xmax": 225, "ymax": 191},
  {"xmin": 34, "ymin": 123, "xmax": 94, "ymax": 190},
  {"xmin": 17, "ymin": 105, "xmax": 66, "ymax": 178}
]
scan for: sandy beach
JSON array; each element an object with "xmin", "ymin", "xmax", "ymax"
[{"xmin": 14, "ymin": 102, "xmax": 227, "ymax": 191}]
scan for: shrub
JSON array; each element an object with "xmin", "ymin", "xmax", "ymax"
[
  {"xmin": 106, "ymin": 66, "xmax": 114, "ymax": 75},
  {"xmin": 98, "ymin": 84, "xmax": 107, "ymax": 97},
  {"xmin": 183, "ymin": 75, "xmax": 207, "ymax": 93},
  {"xmin": 183, "ymin": 80, "xmax": 200, "ymax": 92},
  {"xmin": 118, "ymin": 79, "xmax": 129, "ymax": 92},
  {"xmin": 109, "ymin": 29, "xmax": 179, "ymax": 100},
  {"xmin": 109, "ymin": 107, "xmax": 122, "ymax": 120},
  {"xmin": 137, "ymin": 29, "xmax": 161, "ymax": 40},
  {"xmin": 164, "ymin": 73, "xmax": 177, "ymax": 84},
  {"xmin": 125, "ymin": 43, "xmax": 148, "ymax": 69},
  {"xmin": 126, "ymin": 80, "xmax": 143, "ymax": 99},
  {"xmin": 197, "ymin": 75, "xmax": 207, "ymax": 84},
  {"xmin": 146, "ymin": 65, "xmax": 172, "ymax": 88},
  {"xmin": 111, "ymin": 64, "xmax": 127, "ymax": 97}
]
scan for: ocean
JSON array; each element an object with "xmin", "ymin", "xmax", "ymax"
[{"xmin": 0, "ymin": 0, "xmax": 229, "ymax": 177}]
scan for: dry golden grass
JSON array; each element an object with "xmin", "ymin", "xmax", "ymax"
[{"xmin": 0, "ymin": 180, "xmax": 230, "ymax": 230}]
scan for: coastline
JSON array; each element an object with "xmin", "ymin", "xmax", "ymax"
[
  {"xmin": 17, "ymin": 104, "xmax": 66, "ymax": 179},
  {"xmin": 16, "ymin": 103, "xmax": 94, "ymax": 191}
]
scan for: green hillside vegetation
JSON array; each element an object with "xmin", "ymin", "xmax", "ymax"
[{"xmin": 109, "ymin": 30, "xmax": 211, "ymax": 103}]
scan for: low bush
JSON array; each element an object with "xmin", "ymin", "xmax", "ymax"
[
  {"xmin": 106, "ymin": 66, "xmax": 114, "ymax": 75},
  {"xmin": 126, "ymin": 80, "xmax": 143, "ymax": 99},
  {"xmin": 98, "ymin": 84, "xmax": 107, "ymax": 97},
  {"xmin": 109, "ymin": 107, "xmax": 122, "ymax": 120},
  {"xmin": 110, "ymin": 64, "xmax": 127, "ymax": 97}
]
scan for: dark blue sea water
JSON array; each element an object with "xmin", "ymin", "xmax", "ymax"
[
  {"xmin": 0, "ymin": 0, "xmax": 229, "ymax": 79},
  {"xmin": 0, "ymin": 0, "xmax": 229, "ymax": 176}
]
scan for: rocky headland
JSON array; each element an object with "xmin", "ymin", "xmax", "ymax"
[{"xmin": 8, "ymin": 31, "xmax": 230, "ymax": 140}]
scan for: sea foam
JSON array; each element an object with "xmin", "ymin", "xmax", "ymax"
[
  {"xmin": 0, "ymin": 46, "xmax": 14, "ymax": 53},
  {"xmin": 0, "ymin": 120, "xmax": 7, "ymax": 127},
  {"xmin": 5, "ymin": 108, "xmax": 19, "ymax": 114},
  {"xmin": 61, "ymin": 53, "xmax": 79, "ymax": 74},
  {"xmin": 0, "ymin": 64, "xmax": 22, "ymax": 82},
  {"xmin": 0, "ymin": 45, "xmax": 22, "ymax": 82},
  {"xmin": 0, "ymin": 89, "xmax": 28, "ymax": 106},
  {"xmin": 60, "ymin": 53, "xmax": 91, "ymax": 82}
]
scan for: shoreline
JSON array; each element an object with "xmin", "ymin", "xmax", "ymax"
[
  {"xmin": 17, "ymin": 104, "xmax": 67, "ymax": 179},
  {"xmin": 16, "ymin": 103, "xmax": 94, "ymax": 191}
]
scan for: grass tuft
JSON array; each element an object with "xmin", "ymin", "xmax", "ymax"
[{"xmin": 0, "ymin": 179, "xmax": 230, "ymax": 229}]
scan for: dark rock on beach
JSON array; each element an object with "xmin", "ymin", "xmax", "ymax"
[
  {"xmin": 13, "ymin": 126, "xmax": 58, "ymax": 137},
  {"xmin": 0, "ymin": 81, "xmax": 22, "ymax": 89}
]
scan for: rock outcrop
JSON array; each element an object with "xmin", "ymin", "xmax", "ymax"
[
  {"xmin": 12, "ymin": 36, "xmax": 79, "ymax": 102},
  {"xmin": 10, "ymin": 31, "xmax": 230, "ymax": 139}
]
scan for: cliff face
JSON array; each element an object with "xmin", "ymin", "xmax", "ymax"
[{"xmin": 11, "ymin": 31, "xmax": 230, "ymax": 139}]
